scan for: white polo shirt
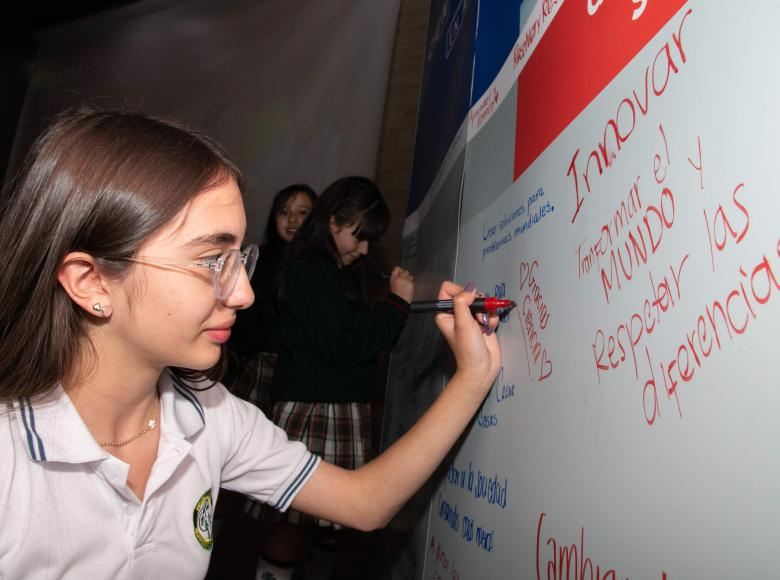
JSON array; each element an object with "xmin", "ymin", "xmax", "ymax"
[{"xmin": 0, "ymin": 370, "xmax": 320, "ymax": 579}]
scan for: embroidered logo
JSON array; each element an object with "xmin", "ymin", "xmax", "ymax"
[{"xmin": 193, "ymin": 488, "xmax": 214, "ymax": 550}]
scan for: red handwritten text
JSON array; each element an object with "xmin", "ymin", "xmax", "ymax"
[
  {"xmin": 703, "ymin": 182, "xmax": 749, "ymax": 272},
  {"xmin": 430, "ymin": 535, "xmax": 461, "ymax": 580},
  {"xmin": 568, "ymin": 9, "xmax": 692, "ymax": 223},
  {"xmin": 536, "ymin": 512, "xmax": 669, "ymax": 580},
  {"xmin": 577, "ymin": 176, "xmax": 642, "ymax": 280},
  {"xmin": 593, "ymin": 253, "xmax": 689, "ymax": 381},
  {"xmin": 519, "ymin": 260, "xmax": 553, "ymax": 381},
  {"xmin": 598, "ymin": 184, "xmax": 677, "ymax": 304},
  {"xmin": 647, "ymin": 242, "xmax": 780, "ymax": 423}
]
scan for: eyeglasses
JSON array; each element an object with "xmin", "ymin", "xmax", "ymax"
[{"xmin": 108, "ymin": 244, "xmax": 259, "ymax": 300}]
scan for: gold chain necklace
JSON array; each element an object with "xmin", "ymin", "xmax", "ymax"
[{"xmin": 98, "ymin": 388, "xmax": 160, "ymax": 447}]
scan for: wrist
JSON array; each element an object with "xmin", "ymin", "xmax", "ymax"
[
  {"xmin": 450, "ymin": 369, "xmax": 492, "ymax": 399},
  {"xmin": 385, "ymin": 293, "xmax": 410, "ymax": 314}
]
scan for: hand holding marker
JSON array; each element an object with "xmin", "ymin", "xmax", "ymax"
[
  {"xmin": 410, "ymin": 285, "xmax": 514, "ymax": 335},
  {"xmin": 372, "ymin": 267, "xmax": 515, "ymax": 320},
  {"xmin": 409, "ymin": 297, "xmax": 517, "ymax": 314}
]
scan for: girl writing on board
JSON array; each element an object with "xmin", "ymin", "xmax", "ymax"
[
  {"xmin": 0, "ymin": 108, "xmax": 501, "ymax": 579},
  {"xmin": 257, "ymin": 177, "xmax": 414, "ymax": 577}
]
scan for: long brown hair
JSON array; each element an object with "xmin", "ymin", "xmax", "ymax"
[{"xmin": 0, "ymin": 107, "xmax": 243, "ymax": 401}]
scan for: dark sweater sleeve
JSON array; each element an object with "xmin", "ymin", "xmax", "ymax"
[{"xmin": 282, "ymin": 255, "xmax": 409, "ymax": 368}]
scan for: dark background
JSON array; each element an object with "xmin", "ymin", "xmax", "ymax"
[{"xmin": 0, "ymin": 1, "xmax": 140, "ymax": 185}]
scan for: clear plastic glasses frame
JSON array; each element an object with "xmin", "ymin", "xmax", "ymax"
[{"xmin": 110, "ymin": 244, "xmax": 259, "ymax": 299}]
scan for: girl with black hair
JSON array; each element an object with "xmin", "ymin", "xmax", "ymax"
[
  {"xmin": 256, "ymin": 176, "xmax": 415, "ymax": 578},
  {"xmin": 227, "ymin": 184, "xmax": 317, "ymax": 415}
]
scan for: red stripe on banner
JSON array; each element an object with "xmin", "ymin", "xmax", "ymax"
[{"xmin": 513, "ymin": 0, "xmax": 688, "ymax": 181}]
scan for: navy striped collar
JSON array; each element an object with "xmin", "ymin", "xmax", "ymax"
[
  {"xmin": 15, "ymin": 370, "xmax": 208, "ymax": 464},
  {"xmin": 17, "ymin": 396, "xmax": 48, "ymax": 462},
  {"xmin": 14, "ymin": 387, "xmax": 106, "ymax": 464},
  {"xmin": 162, "ymin": 370, "xmax": 208, "ymax": 438}
]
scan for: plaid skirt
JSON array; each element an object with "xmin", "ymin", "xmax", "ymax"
[
  {"xmin": 243, "ymin": 400, "xmax": 372, "ymax": 528},
  {"xmin": 225, "ymin": 351, "xmax": 276, "ymax": 417}
]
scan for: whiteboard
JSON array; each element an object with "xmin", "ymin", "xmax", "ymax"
[{"xmin": 390, "ymin": 1, "xmax": 780, "ymax": 578}]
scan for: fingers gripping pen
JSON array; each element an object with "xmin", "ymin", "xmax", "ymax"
[{"xmin": 409, "ymin": 298, "xmax": 517, "ymax": 314}]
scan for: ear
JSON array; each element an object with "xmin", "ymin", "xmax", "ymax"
[
  {"xmin": 328, "ymin": 215, "xmax": 340, "ymax": 235},
  {"xmin": 57, "ymin": 252, "xmax": 114, "ymax": 318}
]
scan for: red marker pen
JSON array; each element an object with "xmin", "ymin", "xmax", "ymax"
[{"xmin": 409, "ymin": 297, "xmax": 517, "ymax": 314}]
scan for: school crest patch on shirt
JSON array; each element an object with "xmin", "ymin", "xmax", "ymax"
[{"xmin": 193, "ymin": 488, "xmax": 214, "ymax": 550}]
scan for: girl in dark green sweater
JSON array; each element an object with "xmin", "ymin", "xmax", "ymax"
[{"xmin": 258, "ymin": 176, "xmax": 414, "ymax": 578}]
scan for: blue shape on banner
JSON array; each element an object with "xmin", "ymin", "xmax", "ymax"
[
  {"xmin": 407, "ymin": 0, "xmax": 477, "ymax": 216},
  {"xmin": 471, "ymin": 0, "xmax": 522, "ymax": 105}
]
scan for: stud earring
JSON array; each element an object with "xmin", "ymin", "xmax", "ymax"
[{"xmin": 92, "ymin": 303, "xmax": 103, "ymax": 313}]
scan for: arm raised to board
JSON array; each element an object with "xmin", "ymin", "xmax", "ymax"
[{"xmin": 291, "ymin": 281, "xmax": 502, "ymax": 530}]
